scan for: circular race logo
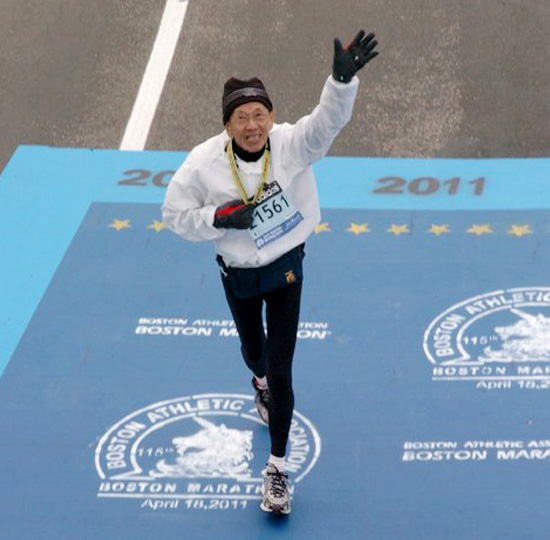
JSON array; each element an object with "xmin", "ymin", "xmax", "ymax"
[
  {"xmin": 424, "ymin": 287, "xmax": 550, "ymax": 387},
  {"xmin": 95, "ymin": 394, "xmax": 320, "ymax": 511}
]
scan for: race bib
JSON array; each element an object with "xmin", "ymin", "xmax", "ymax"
[{"xmin": 249, "ymin": 181, "xmax": 303, "ymax": 249}]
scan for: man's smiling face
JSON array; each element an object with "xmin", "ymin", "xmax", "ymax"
[{"xmin": 225, "ymin": 102, "xmax": 275, "ymax": 153}]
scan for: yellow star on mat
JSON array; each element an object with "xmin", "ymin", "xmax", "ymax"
[
  {"xmin": 387, "ymin": 224, "xmax": 410, "ymax": 235},
  {"xmin": 108, "ymin": 219, "xmax": 131, "ymax": 231},
  {"xmin": 467, "ymin": 224, "xmax": 493, "ymax": 236},
  {"xmin": 147, "ymin": 220, "xmax": 166, "ymax": 232},
  {"xmin": 347, "ymin": 223, "xmax": 370, "ymax": 235},
  {"xmin": 429, "ymin": 224, "xmax": 450, "ymax": 236},
  {"xmin": 315, "ymin": 222, "xmax": 331, "ymax": 234},
  {"xmin": 508, "ymin": 224, "xmax": 532, "ymax": 237}
]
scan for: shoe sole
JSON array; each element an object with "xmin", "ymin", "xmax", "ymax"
[
  {"xmin": 260, "ymin": 483, "xmax": 290, "ymax": 514},
  {"xmin": 260, "ymin": 500, "xmax": 291, "ymax": 515}
]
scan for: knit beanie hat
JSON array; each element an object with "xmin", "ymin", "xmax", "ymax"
[{"xmin": 222, "ymin": 77, "xmax": 273, "ymax": 124}]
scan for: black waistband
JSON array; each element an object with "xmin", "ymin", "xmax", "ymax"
[{"xmin": 216, "ymin": 244, "xmax": 305, "ymax": 272}]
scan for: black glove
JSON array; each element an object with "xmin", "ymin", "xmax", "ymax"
[
  {"xmin": 332, "ymin": 30, "xmax": 379, "ymax": 83},
  {"xmin": 213, "ymin": 199, "xmax": 254, "ymax": 229}
]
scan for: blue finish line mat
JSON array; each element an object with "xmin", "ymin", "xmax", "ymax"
[{"xmin": 1, "ymin": 146, "xmax": 550, "ymax": 539}]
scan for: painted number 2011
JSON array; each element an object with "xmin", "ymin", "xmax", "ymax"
[{"xmin": 373, "ymin": 177, "xmax": 486, "ymax": 196}]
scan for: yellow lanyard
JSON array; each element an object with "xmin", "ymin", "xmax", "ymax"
[{"xmin": 227, "ymin": 140, "xmax": 270, "ymax": 204}]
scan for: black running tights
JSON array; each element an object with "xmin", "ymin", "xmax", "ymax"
[{"xmin": 221, "ymin": 280, "xmax": 302, "ymax": 458}]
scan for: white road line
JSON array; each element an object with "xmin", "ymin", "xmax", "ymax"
[{"xmin": 120, "ymin": 0, "xmax": 189, "ymax": 151}]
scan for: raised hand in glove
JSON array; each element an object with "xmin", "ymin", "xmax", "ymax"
[
  {"xmin": 333, "ymin": 30, "xmax": 379, "ymax": 83},
  {"xmin": 213, "ymin": 199, "xmax": 254, "ymax": 229}
]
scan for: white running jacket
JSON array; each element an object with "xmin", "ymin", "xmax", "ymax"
[{"xmin": 162, "ymin": 75, "xmax": 359, "ymax": 268}]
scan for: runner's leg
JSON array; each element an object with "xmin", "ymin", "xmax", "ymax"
[
  {"xmin": 264, "ymin": 282, "xmax": 302, "ymax": 457},
  {"xmin": 221, "ymin": 278, "xmax": 267, "ymax": 378}
]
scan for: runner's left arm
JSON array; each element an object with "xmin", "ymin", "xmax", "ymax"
[{"xmin": 283, "ymin": 29, "xmax": 379, "ymax": 167}]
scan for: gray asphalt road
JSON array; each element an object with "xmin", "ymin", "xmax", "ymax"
[{"xmin": 1, "ymin": 0, "xmax": 549, "ymax": 172}]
